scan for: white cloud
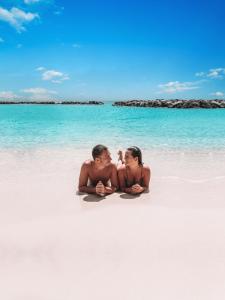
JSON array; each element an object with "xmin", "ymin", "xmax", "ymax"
[
  {"xmin": 24, "ymin": 0, "xmax": 41, "ymax": 4},
  {"xmin": 22, "ymin": 87, "xmax": 57, "ymax": 94},
  {"xmin": 195, "ymin": 72, "xmax": 205, "ymax": 77},
  {"xmin": 36, "ymin": 67, "xmax": 70, "ymax": 83},
  {"xmin": 207, "ymin": 68, "xmax": 225, "ymax": 79},
  {"xmin": 195, "ymin": 68, "xmax": 225, "ymax": 79},
  {"xmin": 36, "ymin": 66, "xmax": 45, "ymax": 71},
  {"xmin": 53, "ymin": 6, "xmax": 64, "ymax": 15},
  {"xmin": 158, "ymin": 81, "xmax": 200, "ymax": 94},
  {"xmin": 42, "ymin": 70, "xmax": 69, "ymax": 83},
  {"xmin": 0, "ymin": 6, "xmax": 39, "ymax": 32},
  {"xmin": 72, "ymin": 43, "xmax": 81, "ymax": 48},
  {"xmin": 0, "ymin": 91, "xmax": 19, "ymax": 100},
  {"xmin": 22, "ymin": 87, "xmax": 57, "ymax": 100},
  {"xmin": 211, "ymin": 91, "xmax": 224, "ymax": 97}
]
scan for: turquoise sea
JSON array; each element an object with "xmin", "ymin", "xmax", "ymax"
[{"xmin": 0, "ymin": 103, "xmax": 225, "ymax": 151}]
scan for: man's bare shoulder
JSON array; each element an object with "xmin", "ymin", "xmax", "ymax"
[
  {"xmin": 81, "ymin": 160, "xmax": 93, "ymax": 169},
  {"xmin": 106, "ymin": 162, "xmax": 116, "ymax": 171}
]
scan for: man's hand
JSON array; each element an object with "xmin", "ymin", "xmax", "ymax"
[
  {"xmin": 131, "ymin": 184, "xmax": 144, "ymax": 194},
  {"xmin": 96, "ymin": 181, "xmax": 105, "ymax": 196}
]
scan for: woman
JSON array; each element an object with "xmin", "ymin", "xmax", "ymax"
[{"xmin": 117, "ymin": 146, "xmax": 151, "ymax": 194}]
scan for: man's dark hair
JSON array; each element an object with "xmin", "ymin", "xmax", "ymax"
[
  {"xmin": 127, "ymin": 146, "xmax": 143, "ymax": 165},
  {"xmin": 92, "ymin": 144, "xmax": 108, "ymax": 159}
]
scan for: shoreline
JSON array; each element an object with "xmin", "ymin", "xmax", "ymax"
[
  {"xmin": 1, "ymin": 146, "xmax": 225, "ymax": 188},
  {"xmin": 1, "ymin": 144, "xmax": 225, "ymax": 154}
]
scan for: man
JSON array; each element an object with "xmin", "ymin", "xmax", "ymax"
[{"xmin": 78, "ymin": 144, "xmax": 118, "ymax": 196}]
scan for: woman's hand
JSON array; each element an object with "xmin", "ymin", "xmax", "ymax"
[{"xmin": 131, "ymin": 184, "xmax": 144, "ymax": 194}]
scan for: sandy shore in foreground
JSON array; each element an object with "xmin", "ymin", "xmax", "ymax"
[{"xmin": 0, "ymin": 148, "xmax": 225, "ymax": 300}]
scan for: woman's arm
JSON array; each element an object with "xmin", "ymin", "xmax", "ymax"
[
  {"xmin": 117, "ymin": 150, "xmax": 125, "ymax": 166},
  {"xmin": 142, "ymin": 166, "xmax": 151, "ymax": 192},
  {"xmin": 132, "ymin": 166, "xmax": 151, "ymax": 193},
  {"xmin": 118, "ymin": 167, "xmax": 136, "ymax": 194}
]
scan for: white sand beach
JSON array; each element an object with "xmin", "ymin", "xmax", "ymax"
[{"xmin": 1, "ymin": 148, "xmax": 225, "ymax": 300}]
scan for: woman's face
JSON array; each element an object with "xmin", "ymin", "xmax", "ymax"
[{"xmin": 124, "ymin": 150, "xmax": 138, "ymax": 166}]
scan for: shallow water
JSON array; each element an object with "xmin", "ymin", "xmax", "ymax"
[{"xmin": 1, "ymin": 103, "xmax": 225, "ymax": 150}]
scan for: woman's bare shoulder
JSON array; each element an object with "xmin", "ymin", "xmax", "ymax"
[{"xmin": 142, "ymin": 164, "xmax": 151, "ymax": 172}]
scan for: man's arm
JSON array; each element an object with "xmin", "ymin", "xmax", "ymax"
[
  {"xmin": 78, "ymin": 163, "xmax": 96, "ymax": 194},
  {"xmin": 104, "ymin": 164, "xmax": 118, "ymax": 194}
]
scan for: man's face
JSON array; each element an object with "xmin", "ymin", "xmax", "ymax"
[{"xmin": 98, "ymin": 149, "xmax": 112, "ymax": 166}]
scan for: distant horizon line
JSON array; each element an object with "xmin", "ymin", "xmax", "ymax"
[{"xmin": 0, "ymin": 98, "xmax": 225, "ymax": 103}]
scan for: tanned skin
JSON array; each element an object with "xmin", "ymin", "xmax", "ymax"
[
  {"xmin": 78, "ymin": 149, "xmax": 118, "ymax": 196},
  {"xmin": 117, "ymin": 150, "xmax": 150, "ymax": 194}
]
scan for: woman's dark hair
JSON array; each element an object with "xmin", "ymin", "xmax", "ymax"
[
  {"xmin": 127, "ymin": 146, "xmax": 143, "ymax": 165},
  {"xmin": 92, "ymin": 144, "xmax": 108, "ymax": 159}
]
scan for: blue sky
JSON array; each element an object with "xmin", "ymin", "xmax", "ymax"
[{"xmin": 0, "ymin": 0, "xmax": 225, "ymax": 101}]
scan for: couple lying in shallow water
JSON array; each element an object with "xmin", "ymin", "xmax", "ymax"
[{"xmin": 78, "ymin": 144, "xmax": 151, "ymax": 196}]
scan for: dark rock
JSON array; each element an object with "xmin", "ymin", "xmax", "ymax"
[
  {"xmin": 112, "ymin": 99, "xmax": 225, "ymax": 109},
  {"xmin": 0, "ymin": 100, "xmax": 104, "ymax": 105},
  {"xmin": 61, "ymin": 101, "xmax": 104, "ymax": 105}
]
